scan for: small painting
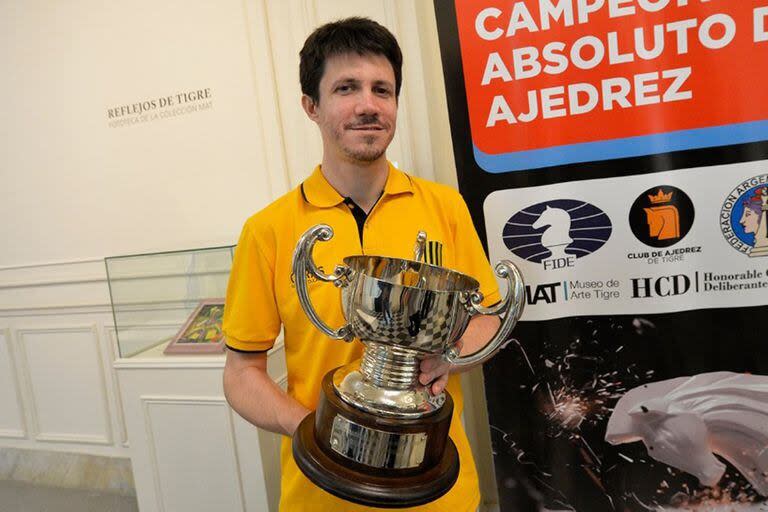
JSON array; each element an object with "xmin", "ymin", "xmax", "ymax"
[{"xmin": 164, "ymin": 299, "xmax": 225, "ymax": 354}]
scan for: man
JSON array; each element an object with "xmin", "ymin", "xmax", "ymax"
[{"xmin": 223, "ymin": 17, "xmax": 501, "ymax": 511}]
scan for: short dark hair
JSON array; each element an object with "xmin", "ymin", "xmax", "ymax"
[{"xmin": 299, "ymin": 17, "xmax": 403, "ymax": 104}]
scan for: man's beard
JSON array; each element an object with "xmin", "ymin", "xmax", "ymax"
[
  {"xmin": 343, "ymin": 136, "xmax": 386, "ymax": 162},
  {"xmin": 333, "ymin": 126, "xmax": 391, "ymax": 163}
]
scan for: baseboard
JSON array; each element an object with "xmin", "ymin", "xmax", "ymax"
[{"xmin": 0, "ymin": 447, "xmax": 135, "ymax": 496}]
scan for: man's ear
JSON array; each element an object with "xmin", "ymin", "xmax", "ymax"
[{"xmin": 301, "ymin": 94, "xmax": 319, "ymax": 122}]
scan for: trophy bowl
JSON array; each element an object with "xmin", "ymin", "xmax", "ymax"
[{"xmin": 291, "ymin": 224, "xmax": 525, "ymax": 508}]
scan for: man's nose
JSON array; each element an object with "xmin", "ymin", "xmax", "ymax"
[{"xmin": 354, "ymin": 90, "xmax": 380, "ymax": 116}]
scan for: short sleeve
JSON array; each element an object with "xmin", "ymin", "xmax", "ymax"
[
  {"xmin": 222, "ymin": 218, "xmax": 282, "ymax": 352},
  {"xmin": 451, "ymin": 194, "xmax": 501, "ymax": 307}
]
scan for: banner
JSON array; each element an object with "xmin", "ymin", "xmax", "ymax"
[
  {"xmin": 436, "ymin": 1, "xmax": 768, "ymax": 510},
  {"xmin": 455, "ymin": 1, "xmax": 768, "ymax": 172}
]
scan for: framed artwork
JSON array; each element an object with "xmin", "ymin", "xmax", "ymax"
[{"xmin": 164, "ymin": 299, "xmax": 226, "ymax": 354}]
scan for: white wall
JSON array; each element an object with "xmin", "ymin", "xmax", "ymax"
[
  {"xmin": 0, "ymin": 0, "xmax": 496, "ymax": 506},
  {"xmin": 1, "ymin": 0, "xmax": 271, "ymax": 264},
  {"xmin": 0, "ymin": 0, "xmax": 458, "ymax": 267}
]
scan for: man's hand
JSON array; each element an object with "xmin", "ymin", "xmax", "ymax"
[
  {"xmin": 418, "ymin": 353, "xmax": 453, "ymax": 395},
  {"xmin": 418, "ymin": 340, "xmax": 462, "ymax": 396},
  {"xmin": 418, "ymin": 315, "xmax": 502, "ymax": 395}
]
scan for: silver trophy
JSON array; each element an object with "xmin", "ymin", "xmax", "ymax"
[{"xmin": 291, "ymin": 224, "xmax": 525, "ymax": 508}]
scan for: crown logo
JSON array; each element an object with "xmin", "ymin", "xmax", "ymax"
[{"xmin": 648, "ymin": 189, "xmax": 673, "ymax": 204}]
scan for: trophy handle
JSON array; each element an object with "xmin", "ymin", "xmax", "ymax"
[
  {"xmin": 446, "ymin": 260, "xmax": 525, "ymax": 367},
  {"xmin": 292, "ymin": 224, "xmax": 354, "ymax": 341}
]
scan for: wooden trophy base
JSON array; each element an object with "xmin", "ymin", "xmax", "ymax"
[{"xmin": 292, "ymin": 370, "xmax": 460, "ymax": 508}]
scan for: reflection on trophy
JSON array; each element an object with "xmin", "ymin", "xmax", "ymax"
[{"xmin": 291, "ymin": 224, "xmax": 525, "ymax": 508}]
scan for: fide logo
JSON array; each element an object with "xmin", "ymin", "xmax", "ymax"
[
  {"xmin": 628, "ymin": 185, "xmax": 694, "ymax": 248},
  {"xmin": 503, "ymin": 199, "xmax": 612, "ymax": 271}
]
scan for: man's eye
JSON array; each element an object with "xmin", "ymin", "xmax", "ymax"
[{"xmin": 336, "ymin": 84, "xmax": 353, "ymax": 93}]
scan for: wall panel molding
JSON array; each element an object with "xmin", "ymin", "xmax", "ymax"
[
  {"xmin": 0, "ymin": 304, "xmax": 114, "ymax": 318},
  {"xmin": 0, "ymin": 328, "xmax": 27, "ymax": 439},
  {"xmin": 0, "ymin": 429, "xmax": 26, "ymax": 439},
  {"xmin": 0, "ymin": 260, "xmax": 109, "ymax": 314},
  {"xmin": 34, "ymin": 432, "xmax": 112, "ymax": 445},
  {"xmin": 105, "ymin": 327, "xmax": 129, "ymax": 447},
  {"xmin": 0, "ymin": 256, "xmax": 230, "ymax": 316},
  {"xmin": 142, "ymin": 396, "xmax": 246, "ymax": 512},
  {"xmin": 0, "ymin": 258, "xmax": 105, "ymax": 285},
  {"xmin": 16, "ymin": 325, "xmax": 113, "ymax": 446}
]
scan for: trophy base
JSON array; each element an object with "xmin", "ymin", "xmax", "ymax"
[{"xmin": 292, "ymin": 371, "xmax": 460, "ymax": 508}]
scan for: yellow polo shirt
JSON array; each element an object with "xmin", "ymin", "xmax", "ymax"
[{"xmin": 223, "ymin": 163, "xmax": 500, "ymax": 512}]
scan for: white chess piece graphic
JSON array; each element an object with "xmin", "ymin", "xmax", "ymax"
[
  {"xmin": 606, "ymin": 372, "xmax": 768, "ymax": 496},
  {"xmin": 532, "ymin": 206, "xmax": 573, "ymax": 260}
]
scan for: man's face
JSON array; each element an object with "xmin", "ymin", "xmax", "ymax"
[{"xmin": 303, "ymin": 52, "xmax": 397, "ymax": 164}]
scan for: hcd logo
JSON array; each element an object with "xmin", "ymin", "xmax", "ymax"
[{"xmin": 503, "ymin": 199, "xmax": 612, "ymax": 270}]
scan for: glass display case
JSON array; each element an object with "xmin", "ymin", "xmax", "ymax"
[{"xmin": 105, "ymin": 246, "xmax": 234, "ymax": 358}]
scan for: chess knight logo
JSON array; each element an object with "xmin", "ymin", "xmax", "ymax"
[
  {"xmin": 503, "ymin": 199, "xmax": 612, "ymax": 271},
  {"xmin": 720, "ymin": 175, "xmax": 768, "ymax": 258},
  {"xmin": 629, "ymin": 185, "xmax": 695, "ymax": 248},
  {"xmin": 646, "ymin": 190, "xmax": 679, "ymax": 240}
]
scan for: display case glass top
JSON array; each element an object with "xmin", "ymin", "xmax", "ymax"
[{"xmin": 105, "ymin": 246, "xmax": 234, "ymax": 358}]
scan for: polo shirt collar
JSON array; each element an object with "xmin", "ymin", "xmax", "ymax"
[{"xmin": 302, "ymin": 161, "xmax": 414, "ymax": 208}]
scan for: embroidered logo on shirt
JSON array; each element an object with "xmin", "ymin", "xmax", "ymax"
[{"xmin": 289, "ymin": 266, "xmax": 326, "ymax": 287}]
